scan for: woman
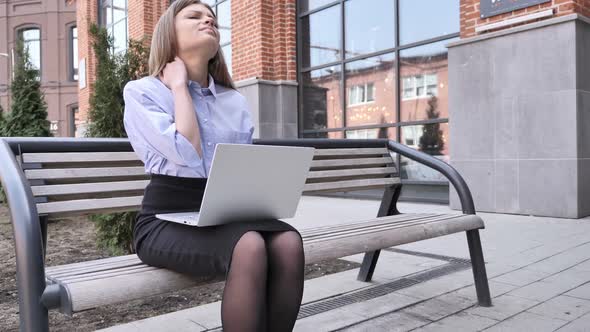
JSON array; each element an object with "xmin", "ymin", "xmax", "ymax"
[{"xmin": 122, "ymin": 1, "xmax": 304, "ymax": 331}]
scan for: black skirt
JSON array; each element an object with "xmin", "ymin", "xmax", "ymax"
[{"xmin": 134, "ymin": 173, "xmax": 301, "ymax": 280}]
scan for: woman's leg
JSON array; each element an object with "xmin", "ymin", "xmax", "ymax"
[
  {"xmin": 221, "ymin": 231, "xmax": 268, "ymax": 332},
  {"xmin": 264, "ymin": 231, "xmax": 305, "ymax": 332}
]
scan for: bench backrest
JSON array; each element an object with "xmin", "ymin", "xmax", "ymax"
[{"xmin": 20, "ymin": 145, "xmax": 399, "ymax": 219}]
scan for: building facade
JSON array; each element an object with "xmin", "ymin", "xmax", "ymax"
[
  {"xmin": 27, "ymin": 0, "xmax": 590, "ymax": 217},
  {"xmin": 0, "ymin": 0, "xmax": 78, "ymax": 137}
]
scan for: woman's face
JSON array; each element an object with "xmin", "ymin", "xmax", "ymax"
[{"xmin": 175, "ymin": 3, "xmax": 220, "ymax": 60}]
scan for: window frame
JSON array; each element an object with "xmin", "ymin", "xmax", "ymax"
[
  {"xmin": 98, "ymin": 0, "xmax": 129, "ymax": 54},
  {"xmin": 15, "ymin": 25, "xmax": 42, "ymax": 79},
  {"xmin": 67, "ymin": 23, "xmax": 78, "ymax": 82}
]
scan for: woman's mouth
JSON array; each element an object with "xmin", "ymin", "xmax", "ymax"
[{"xmin": 201, "ymin": 27, "xmax": 216, "ymax": 36}]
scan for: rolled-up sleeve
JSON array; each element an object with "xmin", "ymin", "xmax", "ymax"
[{"xmin": 123, "ymin": 81, "xmax": 203, "ymax": 168}]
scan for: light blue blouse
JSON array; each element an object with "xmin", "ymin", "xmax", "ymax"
[{"xmin": 123, "ymin": 74, "xmax": 254, "ymax": 178}]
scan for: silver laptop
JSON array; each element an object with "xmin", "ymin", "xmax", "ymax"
[{"xmin": 156, "ymin": 143, "xmax": 315, "ymax": 227}]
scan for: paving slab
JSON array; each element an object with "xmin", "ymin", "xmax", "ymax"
[
  {"xmin": 484, "ymin": 311, "xmax": 568, "ymax": 332},
  {"xmin": 527, "ymin": 295, "xmax": 590, "ymax": 322}
]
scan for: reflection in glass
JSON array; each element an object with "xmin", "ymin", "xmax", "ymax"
[
  {"xmin": 113, "ymin": 21, "xmax": 127, "ymax": 53},
  {"xmin": 218, "ymin": 0, "xmax": 231, "ymax": 45},
  {"xmin": 113, "ymin": 0, "xmax": 126, "ymax": 23},
  {"xmin": 399, "ymin": 0, "xmax": 459, "ymax": 45},
  {"xmin": 21, "ymin": 28, "xmax": 41, "ymax": 71},
  {"xmin": 72, "ymin": 27, "xmax": 78, "ymax": 80},
  {"xmin": 300, "ymin": 0, "xmax": 337, "ymax": 13},
  {"xmin": 345, "ymin": 0, "xmax": 395, "ymax": 58},
  {"xmin": 222, "ymin": 44, "xmax": 232, "ymax": 75},
  {"xmin": 101, "ymin": 0, "xmax": 128, "ymax": 53},
  {"xmin": 400, "ymin": 40, "xmax": 454, "ymax": 122},
  {"xmin": 345, "ymin": 53, "xmax": 396, "ymax": 127},
  {"xmin": 301, "ymin": 5, "xmax": 341, "ymax": 68},
  {"xmin": 301, "ymin": 66, "xmax": 343, "ymax": 138},
  {"xmin": 400, "ymin": 123, "xmax": 448, "ymax": 181}
]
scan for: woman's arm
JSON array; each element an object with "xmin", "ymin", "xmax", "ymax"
[
  {"xmin": 160, "ymin": 56, "xmax": 203, "ymax": 159},
  {"xmin": 123, "ymin": 81, "xmax": 204, "ymax": 169},
  {"xmin": 171, "ymin": 84, "xmax": 203, "ymax": 159}
]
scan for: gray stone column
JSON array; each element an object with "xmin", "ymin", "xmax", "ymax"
[
  {"xmin": 236, "ymin": 78, "xmax": 298, "ymax": 139},
  {"xmin": 448, "ymin": 14, "xmax": 590, "ymax": 218}
]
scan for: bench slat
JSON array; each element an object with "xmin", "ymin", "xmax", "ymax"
[
  {"xmin": 300, "ymin": 213, "xmax": 440, "ymax": 237},
  {"xmin": 45, "ymin": 213, "xmax": 483, "ymax": 314},
  {"xmin": 313, "ymin": 148, "xmax": 389, "ymax": 156},
  {"xmin": 23, "ymin": 152, "xmax": 140, "ymax": 163},
  {"xmin": 304, "ymin": 215, "xmax": 462, "ymax": 242},
  {"xmin": 25, "ymin": 167, "xmax": 147, "ymax": 180},
  {"xmin": 307, "ymin": 167, "xmax": 397, "ymax": 180},
  {"xmin": 24, "ymin": 148, "xmax": 389, "ymax": 164},
  {"xmin": 37, "ymin": 196, "xmax": 143, "ymax": 216},
  {"xmin": 310, "ymin": 157, "xmax": 394, "ymax": 169},
  {"xmin": 31, "ymin": 180, "xmax": 149, "ymax": 197},
  {"xmin": 303, "ymin": 178, "xmax": 399, "ymax": 193}
]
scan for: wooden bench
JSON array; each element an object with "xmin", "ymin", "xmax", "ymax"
[{"xmin": 0, "ymin": 137, "xmax": 491, "ymax": 332}]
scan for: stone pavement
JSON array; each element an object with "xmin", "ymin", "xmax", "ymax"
[{"xmin": 99, "ymin": 196, "xmax": 590, "ymax": 332}]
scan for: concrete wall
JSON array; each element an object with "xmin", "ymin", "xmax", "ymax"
[
  {"xmin": 236, "ymin": 78, "xmax": 298, "ymax": 139},
  {"xmin": 448, "ymin": 14, "xmax": 590, "ymax": 218}
]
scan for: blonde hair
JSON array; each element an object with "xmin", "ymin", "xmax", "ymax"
[{"xmin": 148, "ymin": 0, "xmax": 235, "ymax": 89}]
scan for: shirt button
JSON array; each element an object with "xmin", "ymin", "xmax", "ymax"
[
  {"xmin": 207, "ymin": 142, "xmax": 212, "ymax": 146},
  {"xmin": 204, "ymin": 118, "xmax": 208, "ymax": 122}
]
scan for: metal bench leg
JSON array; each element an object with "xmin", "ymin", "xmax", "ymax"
[
  {"xmin": 466, "ymin": 229, "xmax": 492, "ymax": 307},
  {"xmin": 357, "ymin": 250, "xmax": 381, "ymax": 282},
  {"xmin": 40, "ymin": 215, "xmax": 48, "ymax": 261}
]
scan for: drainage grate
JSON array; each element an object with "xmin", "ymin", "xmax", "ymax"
[{"xmin": 297, "ymin": 259, "xmax": 470, "ymax": 319}]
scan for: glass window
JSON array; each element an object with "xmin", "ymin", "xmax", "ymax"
[
  {"xmin": 399, "ymin": 0, "xmax": 459, "ymax": 45},
  {"xmin": 301, "ymin": 5, "xmax": 341, "ymax": 68},
  {"xmin": 400, "ymin": 40, "xmax": 452, "ymax": 122},
  {"xmin": 301, "ymin": 66, "xmax": 343, "ymax": 138},
  {"xmin": 345, "ymin": 0, "xmax": 395, "ymax": 58},
  {"xmin": 217, "ymin": 0, "xmax": 231, "ymax": 45},
  {"xmin": 345, "ymin": 53, "xmax": 396, "ymax": 127},
  {"xmin": 101, "ymin": 0, "xmax": 128, "ymax": 53},
  {"xmin": 70, "ymin": 26, "xmax": 78, "ymax": 81},
  {"xmin": 19, "ymin": 28, "xmax": 41, "ymax": 73},
  {"xmin": 208, "ymin": 0, "xmax": 233, "ymax": 74},
  {"xmin": 222, "ymin": 44, "xmax": 232, "ymax": 75},
  {"xmin": 298, "ymin": 1, "xmax": 457, "ymax": 186}
]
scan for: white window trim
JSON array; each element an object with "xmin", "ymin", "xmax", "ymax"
[
  {"xmin": 401, "ymin": 74, "xmax": 438, "ymax": 101},
  {"xmin": 348, "ymin": 82, "xmax": 375, "ymax": 106}
]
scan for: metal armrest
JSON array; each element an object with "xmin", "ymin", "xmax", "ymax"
[
  {"xmin": 0, "ymin": 138, "xmax": 48, "ymax": 330},
  {"xmin": 387, "ymin": 140, "xmax": 475, "ymax": 214}
]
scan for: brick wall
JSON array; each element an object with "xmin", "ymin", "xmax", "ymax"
[
  {"xmin": 128, "ymin": 0, "xmax": 167, "ymax": 42},
  {"xmin": 75, "ymin": 0, "xmax": 298, "ymax": 123},
  {"xmin": 461, "ymin": 0, "xmax": 590, "ymax": 38},
  {"xmin": 232, "ymin": 0, "xmax": 296, "ymax": 82}
]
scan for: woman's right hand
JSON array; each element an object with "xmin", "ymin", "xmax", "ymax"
[{"xmin": 159, "ymin": 56, "xmax": 188, "ymax": 92}]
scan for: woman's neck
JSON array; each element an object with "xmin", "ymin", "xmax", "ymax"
[{"xmin": 184, "ymin": 56, "xmax": 209, "ymax": 88}]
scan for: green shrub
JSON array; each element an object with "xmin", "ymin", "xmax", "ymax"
[{"xmin": 86, "ymin": 23, "xmax": 149, "ymax": 255}]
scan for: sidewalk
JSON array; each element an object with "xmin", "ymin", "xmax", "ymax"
[{"xmin": 99, "ymin": 196, "xmax": 590, "ymax": 332}]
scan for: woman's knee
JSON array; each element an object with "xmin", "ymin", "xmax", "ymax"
[
  {"xmin": 268, "ymin": 231, "xmax": 304, "ymax": 257},
  {"xmin": 233, "ymin": 231, "xmax": 267, "ymax": 260}
]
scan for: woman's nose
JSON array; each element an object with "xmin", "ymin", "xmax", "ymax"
[{"xmin": 203, "ymin": 17, "xmax": 214, "ymax": 26}]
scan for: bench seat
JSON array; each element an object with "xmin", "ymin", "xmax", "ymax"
[{"xmin": 44, "ymin": 213, "xmax": 483, "ymax": 314}]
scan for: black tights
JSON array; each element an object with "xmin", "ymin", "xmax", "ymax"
[{"xmin": 221, "ymin": 231, "xmax": 305, "ymax": 332}]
